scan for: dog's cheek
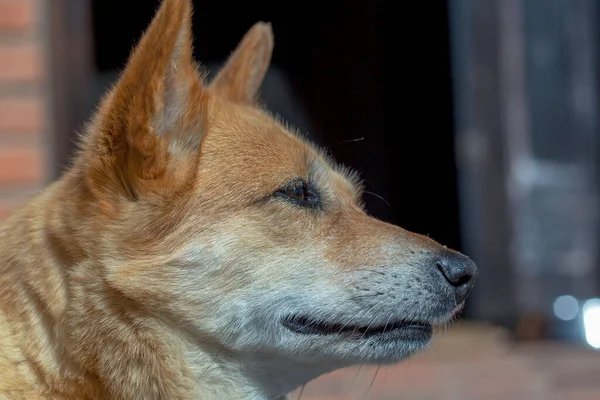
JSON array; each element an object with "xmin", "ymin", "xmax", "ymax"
[{"xmin": 105, "ymin": 262, "xmax": 185, "ymax": 308}]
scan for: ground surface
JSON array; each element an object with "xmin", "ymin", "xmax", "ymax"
[{"xmin": 290, "ymin": 323, "xmax": 600, "ymax": 399}]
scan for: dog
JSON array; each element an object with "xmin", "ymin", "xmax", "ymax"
[{"xmin": 0, "ymin": 0, "xmax": 477, "ymax": 398}]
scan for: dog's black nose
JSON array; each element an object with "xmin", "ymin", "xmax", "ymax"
[{"xmin": 436, "ymin": 251, "xmax": 478, "ymax": 304}]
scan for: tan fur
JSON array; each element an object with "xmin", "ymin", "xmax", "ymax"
[{"xmin": 0, "ymin": 1, "xmax": 476, "ymax": 399}]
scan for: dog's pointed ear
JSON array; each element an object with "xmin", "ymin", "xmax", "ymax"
[
  {"xmin": 85, "ymin": 0, "xmax": 207, "ymax": 202},
  {"xmin": 209, "ymin": 22, "xmax": 274, "ymax": 104}
]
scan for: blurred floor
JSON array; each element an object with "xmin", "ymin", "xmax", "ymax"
[{"xmin": 290, "ymin": 322, "xmax": 600, "ymax": 400}]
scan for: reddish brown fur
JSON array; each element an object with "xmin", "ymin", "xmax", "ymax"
[{"xmin": 0, "ymin": 0, "xmax": 460, "ymax": 398}]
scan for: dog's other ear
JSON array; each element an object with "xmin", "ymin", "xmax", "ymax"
[
  {"xmin": 209, "ymin": 22, "xmax": 274, "ymax": 104},
  {"xmin": 84, "ymin": 0, "xmax": 207, "ymax": 202}
]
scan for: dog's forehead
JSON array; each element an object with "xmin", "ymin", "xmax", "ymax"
[
  {"xmin": 203, "ymin": 103, "xmax": 309, "ymax": 167},
  {"xmin": 192, "ymin": 103, "xmax": 308, "ymax": 189},
  {"xmin": 193, "ymin": 100, "xmax": 360, "ymax": 198}
]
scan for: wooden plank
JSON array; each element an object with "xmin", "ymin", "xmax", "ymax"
[{"xmin": 449, "ymin": 0, "xmax": 517, "ymax": 326}]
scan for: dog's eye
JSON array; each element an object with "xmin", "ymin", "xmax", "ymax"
[{"xmin": 275, "ymin": 180, "xmax": 320, "ymax": 209}]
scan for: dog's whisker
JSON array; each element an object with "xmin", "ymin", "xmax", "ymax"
[
  {"xmin": 347, "ymin": 364, "xmax": 363, "ymax": 396},
  {"xmin": 295, "ymin": 383, "xmax": 305, "ymax": 400},
  {"xmin": 357, "ymin": 309, "xmax": 386, "ymax": 341},
  {"xmin": 360, "ymin": 267, "xmax": 387, "ymax": 275},
  {"xmin": 366, "ymin": 362, "xmax": 382, "ymax": 396},
  {"xmin": 363, "ymin": 190, "xmax": 391, "ymax": 209},
  {"xmin": 345, "ymin": 304, "xmax": 380, "ymax": 336},
  {"xmin": 334, "ymin": 137, "xmax": 365, "ymax": 146},
  {"xmin": 195, "ymin": 319, "xmax": 237, "ymax": 386}
]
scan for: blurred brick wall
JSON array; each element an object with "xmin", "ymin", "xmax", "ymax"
[{"xmin": 0, "ymin": 0, "xmax": 48, "ymax": 220}]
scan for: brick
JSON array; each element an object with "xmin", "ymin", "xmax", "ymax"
[
  {"xmin": 0, "ymin": 146, "xmax": 44, "ymax": 184},
  {"xmin": 0, "ymin": 44, "xmax": 44, "ymax": 83},
  {"xmin": 0, "ymin": 0, "xmax": 35, "ymax": 32},
  {"xmin": 0, "ymin": 204, "xmax": 14, "ymax": 220},
  {"xmin": 0, "ymin": 97, "xmax": 45, "ymax": 134}
]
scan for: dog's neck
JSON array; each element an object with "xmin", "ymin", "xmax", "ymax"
[
  {"xmin": 185, "ymin": 345, "xmax": 340, "ymax": 399},
  {"xmin": 0, "ymin": 176, "xmax": 329, "ymax": 399}
]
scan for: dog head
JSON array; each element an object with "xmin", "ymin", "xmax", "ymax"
[{"xmin": 72, "ymin": 0, "xmax": 477, "ymax": 393}]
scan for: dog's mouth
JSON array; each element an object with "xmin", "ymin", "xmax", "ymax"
[{"xmin": 282, "ymin": 316, "xmax": 433, "ymax": 339}]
